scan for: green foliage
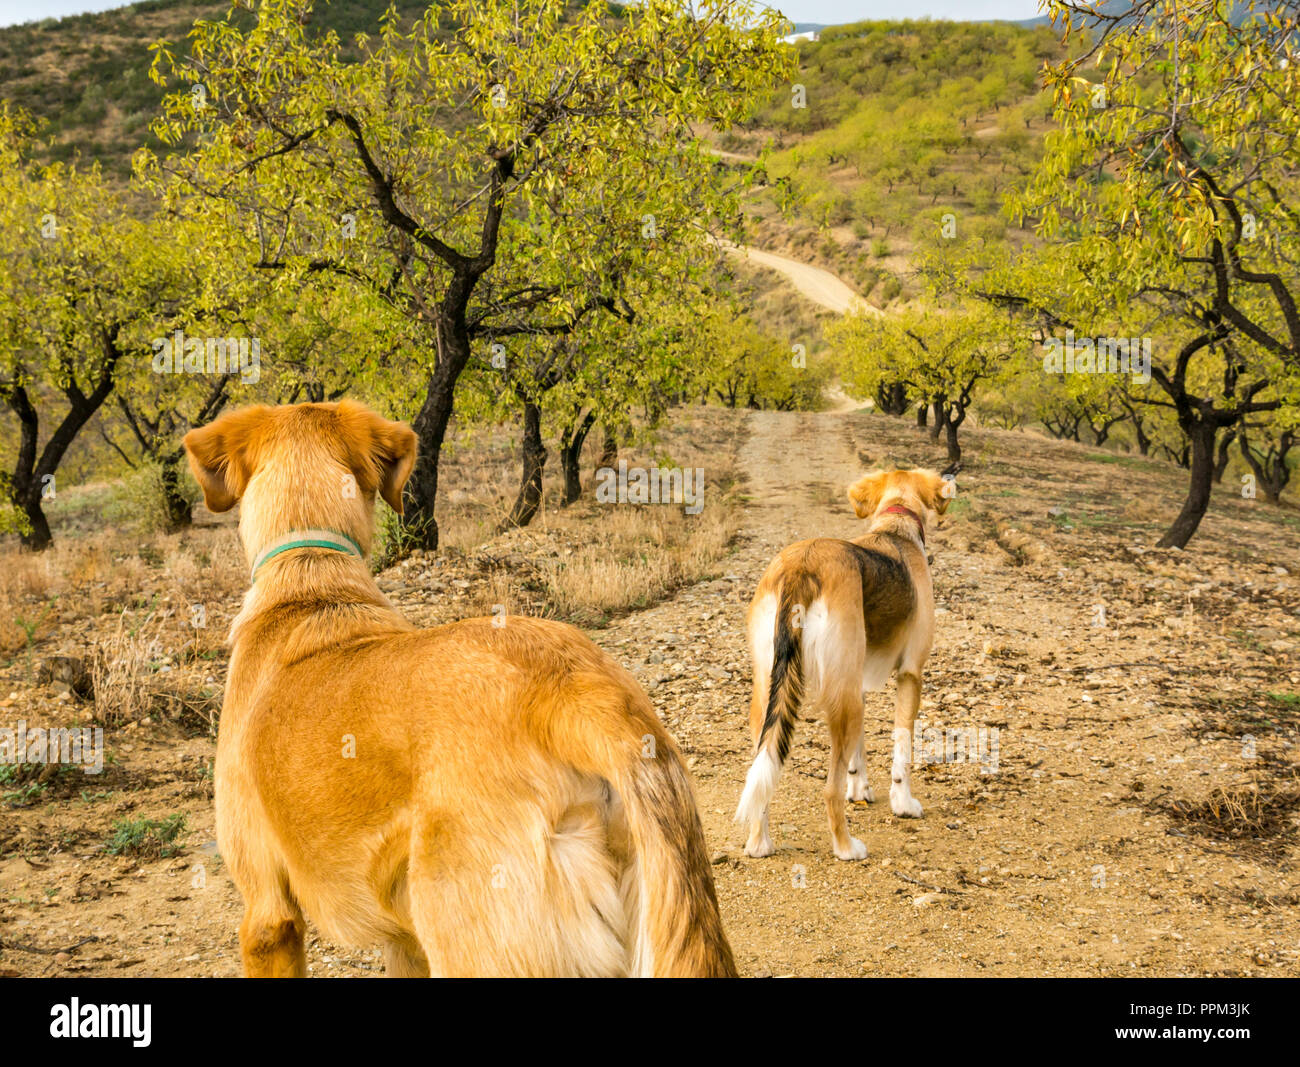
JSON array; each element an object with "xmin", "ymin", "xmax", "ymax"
[
  {"xmin": 701, "ymin": 309, "xmax": 829, "ymax": 410},
  {"xmin": 105, "ymin": 814, "xmax": 188, "ymax": 858},
  {"xmin": 105, "ymin": 460, "xmax": 196, "ymax": 535},
  {"xmin": 828, "ymin": 301, "xmax": 1022, "ymax": 418},
  {"xmin": 1002, "ymin": 1, "xmax": 1300, "ymax": 410}
]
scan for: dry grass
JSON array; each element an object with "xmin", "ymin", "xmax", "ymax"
[
  {"xmin": 88, "ymin": 608, "xmax": 165, "ymax": 726},
  {"xmin": 1165, "ymin": 772, "xmax": 1300, "ymax": 857},
  {"xmin": 539, "ymin": 498, "xmax": 738, "ymax": 624},
  {"xmin": 1, "ymin": 511, "xmax": 242, "ymax": 737},
  {"xmin": 426, "ymin": 407, "xmax": 746, "ymax": 625},
  {"xmin": 89, "ymin": 606, "xmax": 222, "ymax": 735},
  {"xmin": 0, "ymin": 540, "xmax": 98, "ymax": 660}
]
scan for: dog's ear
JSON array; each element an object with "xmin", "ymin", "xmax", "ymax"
[
  {"xmin": 183, "ymin": 406, "xmax": 270, "ymax": 513},
  {"xmin": 847, "ymin": 470, "xmax": 889, "ymax": 518},
  {"xmin": 371, "ymin": 419, "xmax": 418, "ymax": 514},
  {"xmin": 336, "ymin": 402, "xmax": 418, "ymax": 514},
  {"xmin": 916, "ymin": 469, "xmax": 953, "ymax": 515}
]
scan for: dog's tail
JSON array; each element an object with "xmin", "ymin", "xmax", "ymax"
[
  {"xmin": 554, "ymin": 681, "xmax": 736, "ymax": 977},
  {"xmin": 613, "ymin": 739, "xmax": 737, "ymax": 977},
  {"xmin": 735, "ymin": 569, "xmax": 819, "ymax": 830}
]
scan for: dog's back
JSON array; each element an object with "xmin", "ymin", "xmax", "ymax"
[{"xmin": 227, "ymin": 614, "xmax": 733, "ymax": 977}]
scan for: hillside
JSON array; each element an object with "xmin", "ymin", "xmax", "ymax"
[
  {"xmin": 713, "ymin": 20, "xmax": 1072, "ymax": 308},
  {"xmin": 0, "ymin": 0, "xmax": 445, "ymax": 176}
]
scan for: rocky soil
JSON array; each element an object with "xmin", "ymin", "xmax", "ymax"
[{"xmin": 2, "ymin": 406, "xmax": 1297, "ymax": 976}]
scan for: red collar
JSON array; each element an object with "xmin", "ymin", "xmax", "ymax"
[{"xmin": 882, "ymin": 504, "xmax": 925, "ymax": 545}]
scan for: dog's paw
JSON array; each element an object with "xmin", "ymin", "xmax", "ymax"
[
  {"xmin": 845, "ymin": 777, "xmax": 875, "ymax": 803},
  {"xmin": 744, "ymin": 836, "xmax": 775, "ymax": 859},
  {"xmin": 890, "ymin": 789, "xmax": 924, "ymax": 818},
  {"xmin": 834, "ymin": 837, "xmax": 869, "ymax": 861}
]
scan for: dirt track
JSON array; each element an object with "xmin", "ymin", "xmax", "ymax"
[
  {"xmin": 2, "ymin": 405, "xmax": 1298, "ymax": 976},
  {"xmin": 604, "ymin": 409, "xmax": 1299, "ymax": 976},
  {"xmin": 721, "ymin": 241, "xmax": 882, "ymax": 317}
]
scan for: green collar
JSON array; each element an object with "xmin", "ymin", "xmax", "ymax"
[{"xmin": 251, "ymin": 528, "xmax": 365, "ymax": 581}]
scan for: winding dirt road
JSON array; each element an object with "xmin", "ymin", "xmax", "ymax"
[{"xmin": 717, "ymin": 239, "xmax": 883, "ymax": 317}]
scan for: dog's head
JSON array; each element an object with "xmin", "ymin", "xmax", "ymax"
[
  {"xmin": 847, "ymin": 468, "xmax": 952, "ymax": 527},
  {"xmin": 183, "ymin": 401, "xmax": 417, "ymax": 564}
]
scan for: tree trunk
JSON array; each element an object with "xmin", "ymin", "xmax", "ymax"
[
  {"xmin": 559, "ymin": 410, "xmax": 596, "ymax": 506},
  {"xmin": 1212, "ymin": 427, "xmax": 1236, "ymax": 485},
  {"xmin": 928, "ymin": 400, "xmax": 947, "ymax": 442},
  {"xmin": 1091, "ymin": 419, "xmax": 1119, "ymax": 447},
  {"xmin": 916, "ymin": 403, "xmax": 928, "ymax": 429},
  {"xmin": 403, "ymin": 312, "xmax": 474, "ymax": 550},
  {"xmin": 1239, "ymin": 429, "xmax": 1294, "ymax": 504},
  {"xmin": 159, "ymin": 454, "xmax": 193, "ymax": 528},
  {"xmin": 1130, "ymin": 415, "xmax": 1151, "ymax": 456},
  {"xmin": 6, "ymin": 359, "xmax": 120, "ymax": 552},
  {"xmin": 16, "ymin": 490, "xmax": 53, "ymax": 552},
  {"xmin": 875, "ymin": 381, "xmax": 908, "ymax": 416},
  {"xmin": 1157, "ymin": 422, "xmax": 1216, "ymax": 549},
  {"xmin": 502, "ymin": 400, "xmax": 546, "ymax": 530},
  {"xmin": 595, "ymin": 424, "xmax": 618, "ymax": 474},
  {"xmin": 945, "ymin": 408, "xmax": 964, "ymax": 464}
]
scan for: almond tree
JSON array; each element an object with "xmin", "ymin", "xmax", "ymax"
[
  {"xmin": 0, "ymin": 109, "xmax": 199, "ymax": 549},
  {"xmin": 146, "ymin": 0, "xmax": 793, "ymax": 549},
  {"xmin": 1001, "ymin": 0, "xmax": 1300, "ymax": 547},
  {"xmin": 1238, "ymin": 414, "xmax": 1297, "ymax": 504},
  {"xmin": 828, "ymin": 302, "xmax": 1021, "ymax": 465},
  {"xmin": 457, "ymin": 285, "xmax": 705, "ymax": 525}
]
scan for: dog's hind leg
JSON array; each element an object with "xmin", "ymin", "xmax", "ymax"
[
  {"xmin": 890, "ymin": 670, "xmax": 924, "ymax": 818},
  {"xmin": 740, "ymin": 669, "xmax": 776, "ymax": 858},
  {"xmin": 844, "ymin": 727, "xmax": 874, "ymax": 803},
  {"xmin": 383, "ymin": 936, "xmax": 430, "ymax": 978},
  {"xmin": 238, "ymin": 903, "xmax": 306, "ymax": 978},
  {"xmin": 406, "ymin": 804, "xmax": 626, "ymax": 977},
  {"xmin": 824, "ymin": 691, "xmax": 868, "ymax": 860},
  {"xmin": 224, "ymin": 812, "xmax": 306, "ymax": 976}
]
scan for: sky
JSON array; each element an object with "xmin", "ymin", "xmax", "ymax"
[
  {"xmin": 774, "ymin": 1, "xmax": 1045, "ymax": 23},
  {"xmin": 0, "ymin": 0, "xmax": 1048, "ymax": 29}
]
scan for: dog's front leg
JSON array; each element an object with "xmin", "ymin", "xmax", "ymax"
[
  {"xmin": 890, "ymin": 672, "xmax": 924, "ymax": 818},
  {"xmin": 239, "ymin": 911, "xmax": 307, "ymax": 977}
]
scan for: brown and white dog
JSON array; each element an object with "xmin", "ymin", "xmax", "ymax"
[
  {"xmin": 184, "ymin": 400, "xmax": 734, "ymax": 977},
  {"xmin": 735, "ymin": 468, "xmax": 951, "ymax": 861}
]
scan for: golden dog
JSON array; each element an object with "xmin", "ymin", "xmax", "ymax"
[
  {"xmin": 735, "ymin": 469, "xmax": 951, "ymax": 860},
  {"xmin": 184, "ymin": 401, "xmax": 733, "ymax": 977}
]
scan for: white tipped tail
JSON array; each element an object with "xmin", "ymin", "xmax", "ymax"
[{"xmin": 734, "ymin": 747, "xmax": 782, "ymax": 827}]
